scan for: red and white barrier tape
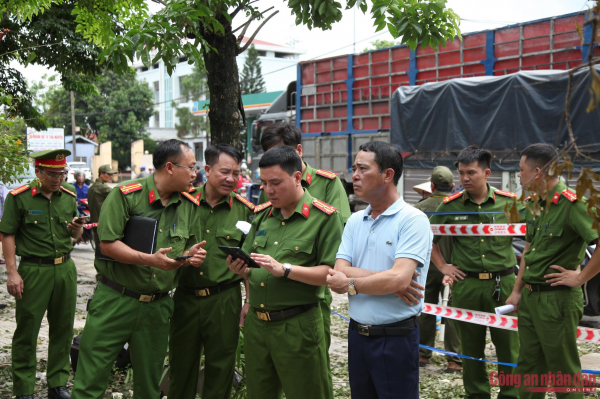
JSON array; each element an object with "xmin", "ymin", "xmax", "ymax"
[
  {"xmin": 423, "ymin": 303, "xmax": 600, "ymax": 343},
  {"xmin": 431, "ymin": 223, "xmax": 526, "ymax": 236},
  {"xmin": 83, "ymin": 222, "xmax": 98, "ymax": 229}
]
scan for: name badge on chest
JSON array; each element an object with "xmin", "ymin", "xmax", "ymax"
[{"xmin": 28, "ymin": 210, "xmax": 43, "ymax": 215}]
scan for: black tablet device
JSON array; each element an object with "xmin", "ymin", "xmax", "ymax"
[{"xmin": 218, "ymin": 246, "xmax": 261, "ymax": 268}]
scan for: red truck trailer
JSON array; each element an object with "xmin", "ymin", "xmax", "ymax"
[{"xmin": 250, "ymin": 11, "xmax": 599, "ymax": 205}]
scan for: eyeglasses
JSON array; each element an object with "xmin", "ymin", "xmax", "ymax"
[
  {"xmin": 40, "ymin": 169, "xmax": 67, "ymax": 181},
  {"xmin": 173, "ymin": 163, "xmax": 196, "ymax": 173}
]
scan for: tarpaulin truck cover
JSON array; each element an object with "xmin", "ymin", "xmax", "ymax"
[{"xmin": 391, "ymin": 66, "xmax": 600, "ymax": 171}]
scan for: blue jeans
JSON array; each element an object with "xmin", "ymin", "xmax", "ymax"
[{"xmin": 348, "ymin": 320, "xmax": 420, "ymax": 399}]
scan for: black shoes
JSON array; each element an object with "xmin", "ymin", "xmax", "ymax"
[{"xmin": 48, "ymin": 386, "xmax": 71, "ymax": 398}]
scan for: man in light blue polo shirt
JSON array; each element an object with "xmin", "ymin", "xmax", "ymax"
[{"xmin": 327, "ymin": 141, "xmax": 432, "ymax": 399}]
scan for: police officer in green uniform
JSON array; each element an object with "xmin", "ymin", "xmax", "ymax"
[
  {"xmin": 429, "ymin": 146, "xmax": 523, "ymax": 399},
  {"xmin": 229, "ymin": 146, "xmax": 343, "ymax": 399},
  {"xmin": 506, "ymin": 144, "xmax": 600, "ymax": 398},
  {"xmin": 168, "ymin": 144, "xmax": 255, "ymax": 399},
  {"xmin": 87, "ymin": 164, "xmax": 117, "ymax": 247},
  {"xmin": 413, "ymin": 166, "xmax": 462, "ymax": 373},
  {"xmin": 257, "ymin": 122, "xmax": 350, "ymax": 365},
  {"xmin": 71, "ymin": 140, "xmax": 207, "ymax": 399},
  {"xmin": 0, "ymin": 149, "xmax": 84, "ymax": 399}
]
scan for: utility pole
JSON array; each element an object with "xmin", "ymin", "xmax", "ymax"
[{"xmin": 70, "ymin": 90, "xmax": 77, "ymax": 161}]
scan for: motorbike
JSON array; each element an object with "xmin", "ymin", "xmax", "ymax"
[{"xmin": 75, "ymin": 198, "xmax": 96, "ymax": 251}]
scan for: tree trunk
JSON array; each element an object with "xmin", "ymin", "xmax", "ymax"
[{"xmin": 203, "ymin": 28, "xmax": 244, "ymax": 150}]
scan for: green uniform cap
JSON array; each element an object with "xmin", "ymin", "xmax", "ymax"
[
  {"xmin": 30, "ymin": 149, "xmax": 71, "ymax": 169},
  {"xmin": 98, "ymin": 164, "xmax": 117, "ymax": 174},
  {"xmin": 430, "ymin": 166, "xmax": 454, "ymax": 187}
]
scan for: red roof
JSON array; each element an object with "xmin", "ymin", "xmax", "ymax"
[{"xmin": 240, "ymin": 36, "xmax": 285, "ymax": 48}]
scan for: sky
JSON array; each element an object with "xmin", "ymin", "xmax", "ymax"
[{"xmin": 10, "ymin": 0, "xmax": 596, "ymax": 84}]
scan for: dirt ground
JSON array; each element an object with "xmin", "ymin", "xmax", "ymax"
[{"xmin": 0, "ymin": 246, "xmax": 599, "ymax": 398}]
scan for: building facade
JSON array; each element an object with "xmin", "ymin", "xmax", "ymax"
[{"xmin": 133, "ymin": 37, "xmax": 305, "ymax": 166}]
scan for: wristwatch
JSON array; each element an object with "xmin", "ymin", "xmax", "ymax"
[
  {"xmin": 282, "ymin": 263, "xmax": 292, "ymax": 278},
  {"xmin": 348, "ymin": 278, "xmax": 357, "ymax": 295}
]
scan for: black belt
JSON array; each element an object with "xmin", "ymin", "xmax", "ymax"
[
  {"xmin": 179, "ymin": 280, "xmax": 241, "ymax": 297},
  {"xmin": 465, "ymin": 268, "xmax": 514, "ymax": 280},
  {"xmin": 525, "ymin": 283, "xmax": 571, "ymax": 292},
  {"xmin": 99, "ymin": 275, "xmax": 170, "ymax": 302},
  {"xmin": 253, "ymin": 303, "xmax": 317, "ymax": 322},
  {"xmin": 21, "ymin": 253, "xmax": 72, "ymax": 265},
  {"xmin": 350, "ymin": 317, "xmax": 417, "ymax": 337}
]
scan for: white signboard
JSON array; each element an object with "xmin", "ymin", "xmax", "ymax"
[{"xmin": 26, "ymin": 127, "xmax": 65, "ymax": 152}]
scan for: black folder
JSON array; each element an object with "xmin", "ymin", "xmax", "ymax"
[{"xmin": 95, "ymin": 215, "xmax": 159, "ymax": 261}]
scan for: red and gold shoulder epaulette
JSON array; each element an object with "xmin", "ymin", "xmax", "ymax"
[
  {"xmin": 181, "ymin": 191, "xmax": 200, "ymax": 206},
  {"xmin": 235, "ymin": 194, "xmax": 255, "ymax": 211},
  {"xmin": 312, "ymin": 199, "xmax": 337, "ymax": 215},
  {"xmin": 254, "ymin": 201, "xmax": 272, "ymax": 214},
  {"xmin": 495, "ymin": 189, "xmax": 517, "ymax": 198},
  {"xmin": 562, "ymin": 189, "xmax": 577, "ymax": 202},
  {"xmin": 315, "ymin": 169, "xmax": 337, "ymax": 180},
  {"xmin": 60, "ymin": 186, "xmax": 77, "ymax": 198},
  {"xmin": 443, "ymin": 191, "xmax": 463, "ymax": 204},
  {"xmin": 10, "ymin": 184, "xmax": 30, "ymax": 196},
  {"xmin": 119, "ymin": 182, "xmax": 143, "ymax": 195}
]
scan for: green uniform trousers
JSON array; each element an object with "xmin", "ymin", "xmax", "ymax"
[
  {"xmin": 452, "ymin": 274, "xmax": 519, "ymax": 399},
  {"xmin": 71, "ymin": 283, "xmax": 173, "ymax": 399},
  {"xmin": 12, "ymin": 259, "xmax": 77, "ymax": 396},
  {"xmin": 244, "ymin": 305, "xmax": 332, "ymax": 399},
  {"xmin": 516, "ymin": 287, "xmax": 584, "ymax": 399},
  {"xmin": 168, "ymin": 286, "xmax": 242, "ymax": 399},
  {"xmin": 418, "ymin": 267, "xmax": 461, "ymax": 364}
]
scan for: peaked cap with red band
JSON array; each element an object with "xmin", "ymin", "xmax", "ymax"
[{"xmin": 30, "ymin": 149, "xmax": 71, "ymax": 169}]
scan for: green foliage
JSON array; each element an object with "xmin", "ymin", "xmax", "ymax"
[
  {"xmin": 44, "ymin": 70, "xmax": 154, "ymax": 167},
  {"xmin": 1, "ymin": 2, "xmax": 110, "ymax": 128},
  {"xmin": 179, "ymin": 64, "xmax": 209, "ymax": 102},
  {"xmin": 174, "ymin": 64, "xmax": 209, "ymax": 138},
  {"xmin": 175, "ymin": 106, "xmax": 209, "ymax": 139},
  {"xmin": 240, "ymin": 45, "xmax": 266, "ymax": 95},
  {"xmin": 0, "ymin": 92, "xmax": 31, "ymax": 186},
  {"xmin": 362, "ymin": 39, "xmax": 399, "ymax": 52}
]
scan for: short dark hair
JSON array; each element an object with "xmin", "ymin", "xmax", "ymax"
[
  {"xmin": 259, "ymin": 145, "xmax": 302, "ymax": 176},
  {"xmin": 456, "ymin": 146, "xmax": 492, "ymax": 170},
  {"xmin": 432, "ymin": 183, "xmax": 453, "ymax": 193},
  {"xmin": 205, "ymin": 144, "xmax": 243, "ymax": 167},
  {"xmin": 521, "ymin": 143, "xmax": 558, "ymax": 172},
  {"xmin": 260, "ymin": 122, "xmax": 302, "ymax": 152},
  {"xmin": 153, "ymin": 139, "xmax": 191, "ymax": 169},
  {"xmin": 358, "ymin": 141, "xmax": 404, "ymax": 186}
]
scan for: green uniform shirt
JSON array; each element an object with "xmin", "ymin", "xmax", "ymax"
[
  {"xmin": 244, "ymin": 189, "xmax": 344, "ymax": 311},
  {"xmin": 523, "ymin": 181, "xmax": 599, "ymax": 284},
  {"xmin": 0, "ymin": 182, "xmax": 78, "ymax": 258},
  {"xmin": 258, "ymin": 162, "xmax": 351, "ymax": 223},
  {"xmin": 95, "ymin": 176, "xmax": 201, "ymax": 293},
  {"xmin": 87, "ymin": 179, "xmax": 113, "ymax": 224},
  {"xmin": 430, "ymin": 185, "xmax": 525, "ymax": 272},
  {"xmin": 413, "ymin": 192, "xmax": 454, "ymax": 263},
  {"xmin": 179, "ymin": 185, "xmax": 255, "ymax": 288}
]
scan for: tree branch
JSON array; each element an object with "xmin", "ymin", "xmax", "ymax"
[
  {"xmin": 230, "ymin": 0, "xmax": 260, "ymax": 20},
  {"xmin": 233, "ymin": 6, "xmax": 274, "ymax": 36},
  {"xmin": 237, "ymin": 10, "xmax": 279, "ymax": 54},
  {"xmin": 150, "ymin": 0, "xmax": 167, "ymax": 6}
]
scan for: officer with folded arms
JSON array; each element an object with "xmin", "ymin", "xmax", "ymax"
[
  {"xmin": 507, "ymin": 143, "xmax": 600, "ymax": 398},
  {"xmin": 0, "ymin": 149, "xmax": 83, "ymax": 399},
  {"xmin": 429, "ymin": 146, "xmax": 523, "ymax": 399},
  {"xmin": 71, "ymin": 140, "xmax": 207, "ymax": 399},
  {"xmin": 228, "ymin": 146, "xmax": 344, "ymax": 399}
]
